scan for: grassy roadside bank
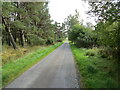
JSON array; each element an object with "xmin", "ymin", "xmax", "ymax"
[
  {"xmin": 2, "ymin": 42, "xmax": 63, "ymax": 87},
  {"xmin": 70, "ymin": 43, "xmax": 118, "ymax": 88},
  {"xmin": 2, "ymin": 45, "xmax": 49, "ymax": 65}
]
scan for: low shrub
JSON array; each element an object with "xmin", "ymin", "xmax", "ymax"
[
  {"xmin": 46, "ymin": 37, "xmax": 54, "ymax": 45},
  {"xmin": 85, "ymin": 48, "xmax": 99, "ymax": 57},
  {"xmin": 100, "ymin": 54, "xmax": 108, "ymax": 58},
  {"xmin": 87, "ymin": 65, "xmax": 97, "ymax": 74},
  {"xmin": 85, "ymin": 51, "xmax": 95, "ymax": 56}
]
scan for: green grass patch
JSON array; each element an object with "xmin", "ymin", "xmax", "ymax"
[
  {"xmin": 2, "ymin": 42, "xmax": 63, "ymax": 87},
  {"xmin": 70, "ymin": 44, "xmax": 118, "ymax": 88}
]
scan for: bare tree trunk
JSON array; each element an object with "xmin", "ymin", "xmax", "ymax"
[
  {"xmin": 2, "ymin": 17, "xmax": 18, "ymax": 49},
  {"xmin": 8, "ymin": 26, "xmax": 18, "ymax": 49},
  {"xmin": 16, "ymin": 2, "xmax": 25, "ymax": 47},
  {"xmin": 19, "ymin": 30, "xmax": 24, "ymax": 46}
]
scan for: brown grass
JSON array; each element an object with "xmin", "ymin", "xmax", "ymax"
[{"xmin": 2, "ymin": 45, "xmax": 47, "ymax": 65}]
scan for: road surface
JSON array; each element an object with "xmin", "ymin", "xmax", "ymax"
[{"xmin": 6, "ymin": 41, "xmax": 79, "ymax": 88}]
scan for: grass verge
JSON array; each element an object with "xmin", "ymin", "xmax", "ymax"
[
  {"xmin": 2, "ymin": 42, "xmax": 63, "ymax": 87},
  {"xmin": 2, "ymin": 45, "xmax": 49, "ymax": 65},
  {"xmin": 70, "ymin": 43, "xmax": 118, "ymax": 88}
]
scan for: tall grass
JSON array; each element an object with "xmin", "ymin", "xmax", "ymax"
[
  {"xmin": 2, "ymin": 45, "xmax": 48, "ymax": 65},
  {"xmin": 70, "ymin": 44, "xmax": 118, "ymax": 88},
  {"xmin": 2, "ymin": 42, "xmax": 63, "ymax": 87}
]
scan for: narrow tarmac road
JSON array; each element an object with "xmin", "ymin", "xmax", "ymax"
[{"xmin": 6, "ymin": 41, "xmax": 79, "ymax": 88}]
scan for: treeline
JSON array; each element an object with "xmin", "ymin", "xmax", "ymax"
[
  {"xmin": 68, "ymin": 24, "xmax": 96, "ymax": 48},
  {"xmin": 65, "ymin": 1, "xmax": 120, "ymax": 61},
  {"xmin": 65, "ymin": 10, "xmax": 96, "ymax": 48},
  {"xmin": 2, "ymin": 2, "xmax": 65, "ymax": 49}
]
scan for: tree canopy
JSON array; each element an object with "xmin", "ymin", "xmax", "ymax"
[
  {"xmin": 66, "ymin": 1, "xmax": 120, "ymax": 60},
  {"xmin": 2, "ymin": 2, "xmax": 65, "ymax": 49}
]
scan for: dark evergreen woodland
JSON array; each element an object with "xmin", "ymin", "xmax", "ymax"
[{"xmin": 2, "ymin": 2, "xmax": 65, "ymax": 49}]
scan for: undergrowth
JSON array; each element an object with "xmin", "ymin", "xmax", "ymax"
[{"xmin": 70, "ymin": 43, "xmax": 118, "ymax": 88}]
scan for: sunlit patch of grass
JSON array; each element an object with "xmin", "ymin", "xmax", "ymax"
[
  {"xmin": 70, "ymin": 44, "xmax": 118, "ymax": 88},
  {"xmin": 2, "ymin": 42, "xmax": 63, "ymax": 87}
]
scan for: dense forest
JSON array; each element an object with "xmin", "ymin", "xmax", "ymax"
[{"xmin": 2, "ymin": 2, "xmax": 65, "ymax": 49}]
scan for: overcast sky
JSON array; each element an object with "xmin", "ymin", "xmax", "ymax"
[{"xmin": 48, "ymin": 0, "xmax": 96, "ymax": 26}]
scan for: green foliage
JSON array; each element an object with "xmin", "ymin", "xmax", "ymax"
[
  {"xmin": 67, "ymin": 1, "xmax": 120, "ymax": 61},
  {"xmin": 29, "ymin": 34, "xmax": 46, "ymax": 45},
  {"xmin": 46, "ymin": 37, "xmax": 54, "ymax": 45},
  {"xmin": 87, "ymin": 65, "xmax": 97, "ymax": 74},
  {"xmin": 2, "ymin": 2, "xmax": 15, "ymax": 17},
  {"xmin": 89, "ymin": 1, "xmax": 120, "ymax": 60},
  {"xmin": 95, "ymin": 21, "xmax": 119, "ymax": 47},
  {"xmin": 70, "ymin": 44, "xmax": 119, "ymax": 88},
  {"xmin": 2, "ymin": 2, "xmax": 65, "ymax": 48},
  {"xmin": 100, "ymin": 53, "xmax": 108, "ymax": 58},
  {"xmin": 68, "ymin": 24, "xmax": 95, "ymax": 48},
  {"xmin": 89, "ymin": 1, "xmax": 119, "ymax": 23},
  {"xmin": 85, "ymin": 48, "xmax": 99, "ymax": 57},
  {"xmin": 65, "ymin": 10, "xmax": 96, "ymax": 48},
  {"xmin": 12, "ymin": 20, "xmax": 26, "ymax": 30},
  {"xmin": 85, "ymin": 52, "xmax": 95, "ymax": 56}
]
